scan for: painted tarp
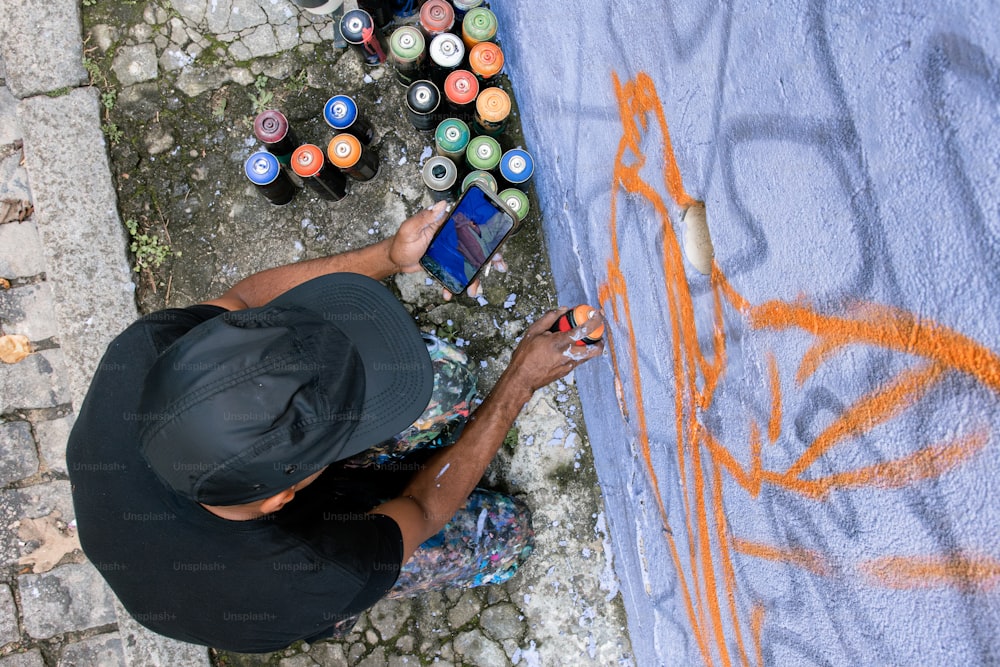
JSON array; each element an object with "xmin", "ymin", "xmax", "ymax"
[{"xmin": 492, "ymin": 1, "xmax": 1000, "ymax": 665}]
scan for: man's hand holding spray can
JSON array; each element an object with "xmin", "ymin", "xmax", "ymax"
[{"xmin": 548, "ymin": 305, "xmax": 605, "ymax": 346}]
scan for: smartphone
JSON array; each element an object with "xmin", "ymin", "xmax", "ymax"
[{"xmin": 419, "ymin": 183, "xmax": 519, "ymax": 295}]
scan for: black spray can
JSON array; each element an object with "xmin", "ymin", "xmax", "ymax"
[
  {"xmin": 405, "ymin": 80, "xmax": 441, "ymax": 132},
  {"xmin": 253, "ymin": 110, "xmax": 299, "ymax": 166},
  {"xmin": 323, "ymin": 95, "xmax": 376, "ymax": 146},
  {"xmin": 245, "ymin": 151, "xmax": 296, "ymax": 205},
  {"xmin": 291, "ymin": 144, "xmax": 348, "ymax": 202},
  {"xmin": 421, "ymin": 155, "xmax": 458, "ymax": 202},
  {"xmin": 328, "ymin": 133, "xmax": 380, "ymax": 182},
  {"xmin": 341, "ymin": 9, "xmax": 387, "ymax": 66}
]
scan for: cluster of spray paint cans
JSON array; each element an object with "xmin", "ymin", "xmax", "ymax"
[
  {"xmin": 382, "ymin": 0, "xmax": 533, "ymax": 221},
  {"xmin": 244, "ymin": 0, "xmax": 533, "ymax": 223},
  {"xmin": 244, "ymin": 94, "xmax": 379, "ymax": 205}
]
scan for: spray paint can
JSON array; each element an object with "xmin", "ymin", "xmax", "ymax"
[
  {"xmin": 465, "ymin": 135, "xmax": 501, "ymax": 172},
  {"xmin": 421, "ymin": 155, "xmax": 459, "ymax": 202},
  {"xmin": 461, "ymin": 169, "xmax": 498, "ymax": 194},
  {"xmin": 461, "ymin": 7, "xmax": 498, "ymax": 49},
  {"xmin": 245, "ymin": 151, "xmax": 296, "ymax": 205},
  {"xmin": 405, "ymin": 80, "xmax": 441, "ymax": 131},
  {"xmin": 434, "ymin": 118, "xmax": 470, "ymax": 164},
  {"xmin": 443, "ymin": 69, "xmax": 479, "ymax": 120},
  {"xmin": 323, "ymin": 95, "xmax": 376, "ymax": 146},
  {"xmin": 391, "ymin": 0, "xmax": 420, "ymax": 20},
  {"xmin": 253, "ymin": 110, "xmax": 299, "ymax": 166},
  {"xmin": 499, "ymin": 148, "xmax": 534, "ymax": 190},
  {"xmin": 388, "ymin": 26, "xmax": 426, "ymax": 87},
  {"xmin": 428, "ymin": 33, "xmax": 465, "ymax": 87},
  {"xmin": 451, "ymin": 0, "xmax": 483, "ymax": 21},
  {"xmin": 419, "ymin": 0, "xmax": 455, "ymax": 37},
  {"xmin": 474, "ymin": 87, "xmax": 510, "ymax": 137},
  {"xmin": 468, "ymin": 41, "xmax": 504, "ymax": 84},
  {"xmin": 498, "ymin": 187, "xmax": 529, "ymax": 223},
  {"xmin": 328, "ymin": 133, "xmax": 380, "ymax": 181},
  {"xmin": 340, "ymin": 9, "xmax": 387, "ymax": 65},
  {"xmin": 549, "ymin": 305, "xmax": 604, "ymax": 346},
  {"xmin": 291, "ymin": 144, "xmax": 348, "ymax": 202},
  {"xmin": 357, "ymin": 0, "xmax": 392, "ymax": 30}
]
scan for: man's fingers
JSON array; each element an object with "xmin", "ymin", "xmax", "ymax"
[
  {"xmin": 490, "ymin": 254, "xmax": 508, "ymax": 273},
  {"xmin": 420, "ymin": 200, "xmax": 449, "ymax": 231},
  {"xmin": 567, "ymin": 309, "xmax": 605, "ymax": 342},
  {"xmin": 525, "ymin": 307, "xmax": 569, "ymax": 335}
]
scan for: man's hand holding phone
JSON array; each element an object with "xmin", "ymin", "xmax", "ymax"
[{"xmin": 418, "ymin": 184, "xmax": 519, "ymax": 299}]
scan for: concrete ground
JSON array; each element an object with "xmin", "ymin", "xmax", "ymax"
[{"xmin": 0, "ymin": 0, "xmax": 633, "ymax": 665}]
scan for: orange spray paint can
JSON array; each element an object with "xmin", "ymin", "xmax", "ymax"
[{"xmin": 549, "ymin": 305, "xmax": 604, "ymax": 346}]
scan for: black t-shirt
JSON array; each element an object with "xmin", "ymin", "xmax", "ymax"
[{"xmin": 67, "ymin": 306, "xmax": 403, "ymax": 653}]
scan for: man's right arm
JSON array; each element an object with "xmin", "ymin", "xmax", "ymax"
[{"xmin": 368, "ymin": 308, "xmax": 605, "ymax": 562}]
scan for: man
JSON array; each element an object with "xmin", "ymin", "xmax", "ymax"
[{"xmin": 67, "ymin": 201, "xmax": 604, "ymax": 652}]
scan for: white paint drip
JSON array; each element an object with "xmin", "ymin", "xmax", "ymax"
[
  {"xmin": 434, "ymin": 463, "xmax": 450, "ymax": 480},
  {"xmin": 474, "ymin": 508, "xmax": 487, "ymax": 542},
  {"xmin": 562, "ymin": 346, "xmax": 591, "ymax": 362}
]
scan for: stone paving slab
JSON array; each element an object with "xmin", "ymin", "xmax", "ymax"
[
  {"xmin": 0, "ymin": 222, "xmax": 45, "ymax": 279},
  {"xmin": 0, "ymin": 349, "xmax": 71, "ymax": 414},
  {"xmin": 0, "ymin": 421, "xmax": 38, "ymax": 486},
  {"xmin": 0, "ymin": 650, "xmax": 44, "ymax": 667},
  {"xmin": 18, "ymin": 562, "xmax": 117, "ymax": 639},
  {"xmin": 18, "ymin": 88, "xmax": 139, "ymax": 408},
  {"xmin": 0, "ymin": 284, "xmax": 60, "ymax": 341},
  {"xmin": 32, "ymin": 415, "xmax": 73, "ymax": 476},
  {"xmin": 56, "ymin": 632, "xmax": 127, "ymax": 666},
  {"xmin": 0, "ymin": 0, "xmax": 87, "ymax": 99},
  {"xmin": 112, "ymin": 598, "xmax": 211, "ymax": 667},
  {"xmin": 0, "ymin": 584, "xmax": 19, "ymax": 647}
]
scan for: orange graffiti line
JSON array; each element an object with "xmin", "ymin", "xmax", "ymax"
[
  {"xmin": 785, "ymin": 362, "xmax": 946, "ymax": 479},
  {"xmin": 604, "ymin": 71, "xmax": 713, "ymax": 667},
  {"xmin": 858, "ymin": 554, "xmax": 1000, "ymax": 591},
  {"xmin": 614, "ymin": 71, "xmax": 729, "ymax": 666},
  {"xmin": 750, "ymin": 604, "xmax": 765, "ymax": 667},
  {"xmin": 692, "ymin": 415, "xmax": 732, "ymax": 667},
  {"xmin": 761, "ymin": 429, "xmax": 989, "ymax": 500},
  {"xmin": 611, "ymin": 73, "xmax": 723, "ymax": 662},
  {"xmin": 712, "ymin": 460, "xmax": 751, "ymax": 667},
  {"xmin": 714, "ymin": 262, "xmax": 751, "ymax": 314},
  {"xmin": 630, "ymin": 71, "xmax": 696, "ymax": 209},
  {"xmin": 748, "ymin": 421, "xmax": 763, "ymax": 498},
  {"xmin": 628, "ymin": 74, "xmax": 735, "ymax": 667},
  {"xmin": 732, "ymin": 538, "xmax": 833, "ymax": 577},
  {"xmin": 749, "ymin": 300, "xmax": 1000, "ymax": 393},
  {"xmin": 767, "ymin": 354, "xmax": 782, "ymax": 444},
  {"xmin": 796, "ymin": 333, "xmax": 852, "ymax": 385},
  {"xmin": 703, "ymin": 429, "xmax": 756, "ymax": 493},
  {"xmin": 701, "ymin": 273, "xmax": 729, "ymax": 403}
]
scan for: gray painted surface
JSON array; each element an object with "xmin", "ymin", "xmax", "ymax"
[{"xmin": 494, "ymin": 1, "xmax": 1000, "ymax": 665}]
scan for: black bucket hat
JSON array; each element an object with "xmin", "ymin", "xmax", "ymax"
[{"xmin": 138, "ymin": 273, "xmax": 433, "ymax": 505}]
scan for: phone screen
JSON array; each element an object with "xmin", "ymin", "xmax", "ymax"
[{"xmin": 419, "ymin": 185, "xmax": 517, "ymax": 295}]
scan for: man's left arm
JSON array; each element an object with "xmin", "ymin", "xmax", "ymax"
[{"xmin": 203, "ymin": 201, "xmax": 449, "ymax": 311}]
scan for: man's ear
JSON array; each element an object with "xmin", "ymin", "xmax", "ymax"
[{"xmin": 259, "ymin": 488, "xmax": 296, "ymax": 515}]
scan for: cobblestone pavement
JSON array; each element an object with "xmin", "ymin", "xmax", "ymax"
[{"xmin": 0, "ymin": 0, "xmax": 635, "ymax": 665}]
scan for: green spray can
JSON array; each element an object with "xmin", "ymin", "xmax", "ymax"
[
  {"xmin": 461, "ymin": 170, "xmax": 498, "ymax": 194},
  {"xmin": 435, "ymin": 118, "xmax": 471, "ymax": 165},
  {"xmin": 388, "ymin": 26, "xmax": 426, "ymax": 87},
  {"xmin": 499, "ymin": 188, "xmax": 529, "ymax": 222},
  {"xmin": 466, "ymin": 135, "xmax": 501, "ymax": 172}
]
